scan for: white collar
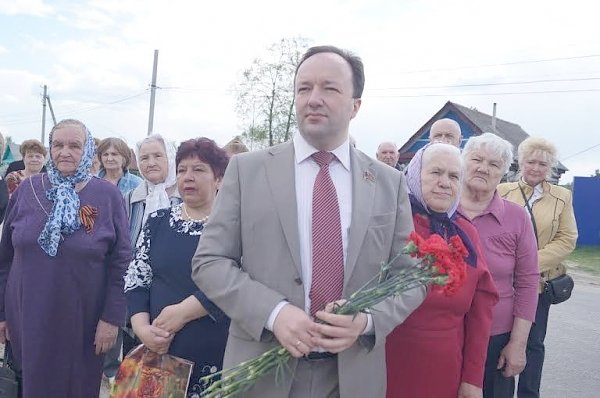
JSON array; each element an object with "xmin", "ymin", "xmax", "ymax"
[
  {"xmin": 520, "ymin": 178, "xmax": 544, "ymax": 195},
  {"xmin": 293, "ymin": 133, "xmax": 351, "ymax": 171}
]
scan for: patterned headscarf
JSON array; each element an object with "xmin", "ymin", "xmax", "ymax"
[
  {"xmin": 38, "ymin": 119, "xmax": 95, "ymax": 256},
  {"xmin": 405, "ymin": 143, "xmax": 477, "ymax": 267},
  {"xmin": 406, "ymin": 142, "xmax": 462, "ymax": 218},
  {"xmin": 136, "ymin": 134, "xmax": 177, "ymax": 225}
]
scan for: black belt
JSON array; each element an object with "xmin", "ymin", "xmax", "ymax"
[{"xmin": 303, "ymin": 352, "xmax": 337, "ymax": 361}]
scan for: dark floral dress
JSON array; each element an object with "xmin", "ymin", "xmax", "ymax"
[{"xmin": 124, "ymin": 203, "xmax": 229, "ymax": 396}]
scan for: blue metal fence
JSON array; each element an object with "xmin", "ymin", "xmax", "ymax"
[{"xmin": 573, "ymin": 176, "xmax": 600, "ymax": 245}]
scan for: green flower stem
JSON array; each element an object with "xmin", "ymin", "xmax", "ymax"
[
  {"xmin": 202, "ymin": 346, "xmax": 292, "ymax": 398},
  {"xmin": 201, "ymin": 255, "xmax": 450, "ymax": 398}
]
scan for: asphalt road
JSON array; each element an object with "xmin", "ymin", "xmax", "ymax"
[{"xmin": 539, "ymin": 273, "xmax": 600, "ymax": 398}]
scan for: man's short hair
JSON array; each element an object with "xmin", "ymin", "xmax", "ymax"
[{"xmin": 295, "ymin": 45, "xmax": 365, "ymax": 98}]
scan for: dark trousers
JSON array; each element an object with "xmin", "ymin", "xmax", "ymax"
[
  {"xmin": 518, "ymin": 291, "xmax": 552, "ymax": 398},
  {"xmin": 484, "ymin": 332, "xmax": 515, "ymax": 398},
  {"xmin": 122, "ymin": 326, "xmax": 140, "ymax": 358}
]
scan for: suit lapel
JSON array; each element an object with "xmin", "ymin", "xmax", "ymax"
[
  {"xmin": 264, "ymin": 142, "xmax": 303, "ymax": 276},
  {"xmin": 345, "ymin": 148, "xmax": 376, "ymax": 285}
]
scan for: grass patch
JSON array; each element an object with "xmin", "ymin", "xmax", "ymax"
[{"xmin": 566, "ymin": 246, "xmax": 600, "ymax": 276}]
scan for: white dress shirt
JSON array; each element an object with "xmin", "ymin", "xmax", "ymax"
[
  {"xmin": 294, "ymin": 133, "xmax": 352, "ymax": 313},
  {"xmin": 266, "ymin": 133, "xmax": 373, "ymax": 334}
]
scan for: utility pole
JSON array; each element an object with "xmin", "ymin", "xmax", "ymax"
[
  {"xmin": 491, "ymin": 102, "xmax": 497, "ymax": 133},
  {"xmin": 147, "ymin": 49, "xmax": 159, "ymax": 135},
  {"xmin": 41, "ymin": 85, "xmax": 48, "ymax": 144},
  {"xmin": 41, "ymin": 85, "xmax": 58, "ymax": 145},
  {"xmin": 47, "ymin": 95, "xmax": 57, "ymax": 126}
]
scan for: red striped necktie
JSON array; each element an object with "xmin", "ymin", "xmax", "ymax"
[{"xmin": 309, "ymin": 151, "xmax": 344, "ymax": 316}]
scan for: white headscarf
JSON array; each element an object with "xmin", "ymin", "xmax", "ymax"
[{"xmin": 136, "ymin": 134, "xmax": 177, "ymax": 225}]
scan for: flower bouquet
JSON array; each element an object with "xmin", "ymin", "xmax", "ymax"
[
  {"xmin": 110, "ymin": 344, "xmax": 193, "ymax": 398},
  {"xmin": 200, "ymin": 231, "xmax": 468, "ymax": 398}
]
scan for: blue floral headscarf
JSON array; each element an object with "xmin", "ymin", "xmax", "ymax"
[{"xmin": 38, "ymin": 119, "xmax": 95, "ymax": 256}]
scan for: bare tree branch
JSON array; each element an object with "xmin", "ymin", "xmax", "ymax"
[{"xmin": 235, "ymin": 37, "xmax": 312, "ymax": 148}]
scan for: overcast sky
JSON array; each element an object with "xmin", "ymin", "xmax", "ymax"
[{"xmin": 1, "ymin": 0, "xmax": 599, "ymax": 182}]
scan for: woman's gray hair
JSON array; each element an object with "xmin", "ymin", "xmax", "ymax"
[
  {"xmin": 462, "ymin": 132, "xmax": 514, "ymax": 174},
  {"xmin": 135, "ymin": 133, "xmax": 177, "ymax": 188},
  {"xmin": 136, "ymin": 134, "xmax": 166, "ymax": 155},
  {"xmin": 422, "ymin": 143, "xmax": 464, "ymax": 175},
  {"xmin": 50, "ymin": 119, "xmax": 88, "ymax": 140}
]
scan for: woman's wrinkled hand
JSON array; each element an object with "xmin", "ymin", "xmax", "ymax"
[
  {"xmin": 152, "ymin": 303, "xmax": 188, "ymax": 335},
  {"xmin": 497, "ymin": 340, "xmax": 526, "ymax": 377},
  {"xmin": 94, "ymin": 320, "xmax": 118, "ymax": 355},
  {"xmin": 137, "ymin": 324, "xmax": 173, "ymax": 355}
]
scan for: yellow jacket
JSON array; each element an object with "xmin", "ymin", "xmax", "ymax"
[{"xmin": 497, "ymin": 180, "xmax": 578, "ymax": 290}]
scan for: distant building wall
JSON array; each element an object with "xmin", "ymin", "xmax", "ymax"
[{"xmin": 573, "ymin": 176, "xmax": 600, "ymax": 245}]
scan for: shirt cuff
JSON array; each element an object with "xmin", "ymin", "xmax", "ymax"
[
  {"xmin": 265, "ymin": 301, "xmax": 289, "ymax": 331},
  {"xmin": 362, "ymin": 313, "xmax": 374, "ymax": 335}
]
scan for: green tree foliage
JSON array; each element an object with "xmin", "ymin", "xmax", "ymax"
[{"xmin": 235, "ymin": 37, "xmax": 311, "ymax": 149}]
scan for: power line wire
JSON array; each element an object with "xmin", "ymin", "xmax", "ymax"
[
  {"xmin": 369, "ymin": 77, "xmax": 600, "ymax": 91},
  {"xmin": 157, "ymin": 75, "xmax": 600, "ymax": 95},
  {"xmin": 367, "ymin": 88, "xmax": 600, "ymax": 98},
  {"xmin": 396, "ymin": 54, "xmax": 600, "ymax": 74},
  {"xmin": 561, "ymin": 143, "xmax": 600, "ymax": 161},
  {"xmin": 57, "ymin": 91, "xmax": 147, "ymax": 117},
  {"xmin": 1, "ymin": 91, "xmax": 148, "ymax": 126}
]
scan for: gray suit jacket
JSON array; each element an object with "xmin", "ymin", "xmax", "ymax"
[{"xmin": 192, "ymin": 141, "xmax": 425, "ymax": 398}]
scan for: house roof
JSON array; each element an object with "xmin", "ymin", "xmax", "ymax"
[
  {"xmin": 223, "ymin": 136, "xmax": 249, "ymax": 153},
  {"xmin": 2, "ymin": 143, "xmax": 22, "ymax": 162},
  {"xmin": 399, "ymin": 101, "xmax": 567, "ymax": 172}
]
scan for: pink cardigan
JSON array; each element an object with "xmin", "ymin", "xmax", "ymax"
[{"xmin": 464, "ymin": 192, "xmax": 539, "ymax": 335}]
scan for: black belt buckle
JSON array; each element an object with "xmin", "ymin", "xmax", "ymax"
[{"xmin": 304, "ymin": 352, "xmax": 337, "ymax": 361}]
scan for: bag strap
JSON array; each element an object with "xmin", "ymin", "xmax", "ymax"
[{"xmin": 518, "ymin": 183, "xmax": 539, "ymax": 249}]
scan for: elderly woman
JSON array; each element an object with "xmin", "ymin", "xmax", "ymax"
[
  {"xmin": 386, "ymin": 143, "xmax": 498, "ymax": 398},
  {"xmin": 497, "ymin": 137, "xmax": 577, "ymax": 398},
  {"xmin": 459, "ymin": 133, "xmax": 539, "ymax": 397},
  {"xmin": 125, "ymin": 138, "xmax": 230, "ymax": 395},
  {"xmin": 125, "ymin": 134, "xmax": 181, "ymax": 246},
  {"xmin": 98, "ymin": 137, "xmax": 142, "ymax": 194},
  {"xmin": 121, "ymin": 134, "xmax": 181, "ymax": 357},
  {"xmin": 5, "ymin": 139, "xmax": 47, "ymax": 195},
  {"xmin": 0, "ymin": 119, "xmax": 131, "ymax": 397}
]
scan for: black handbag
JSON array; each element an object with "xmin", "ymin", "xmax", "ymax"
[
  {"xmin": 0, "ymin": 347, "xmax": 18, "ymax": 398},
  {"xmin": 545, "ymin": 273, "xmax": 575, "ymax": 304}
]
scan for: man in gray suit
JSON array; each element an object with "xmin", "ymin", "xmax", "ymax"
[{"xmin": 192, "ymin": 45, "xmax": 425, "ymax": 397}]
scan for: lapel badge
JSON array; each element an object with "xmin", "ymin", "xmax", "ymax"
[{"xmin": 363, "ymin": 170, "xmax": 375, "ymax": 183}]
